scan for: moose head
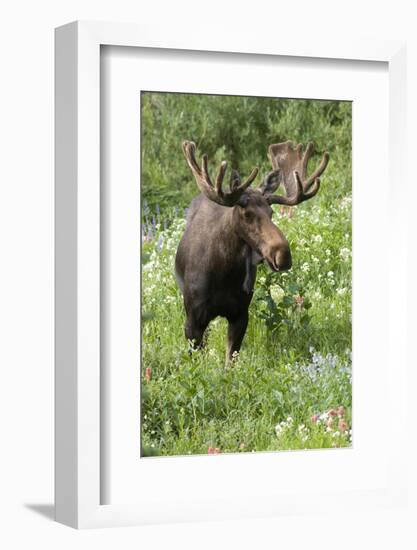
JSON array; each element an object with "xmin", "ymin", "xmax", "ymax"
[{"xmin": 182, "ymin": 140, "xmax": 330, "ymax": 273}]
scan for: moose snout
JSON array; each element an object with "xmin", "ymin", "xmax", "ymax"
[
  {"xmin": 263, "ymin": 243, "xmax": 292, "ymax": 272},
  {"xmin": 274, "ymin": 245, "xmax": 292, "ymax": 271}
]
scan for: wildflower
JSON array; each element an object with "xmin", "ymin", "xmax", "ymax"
[
  {"xmin": 337, "ymin": 406, "xmax": 346, "ymax": 418},
  {"xmin": 146, "ymin": 228, "xmax": 153, "ymax": 242},
  {"xmin": 338, "ymin": 419, "xmax": 348, "ymax": 432},
  {"xmin": 336, "ymin": 287, "xmax": 347, "ymax": 296},
  {"xmin": 295, "ymin": 294, "xmax": 304, "ymax": 307},
  {"xmin": 340, "ymin": 196, "xmax": 352, "ymax": 210},
  {"xmin": 326, "ymin": 418, "xmax": 333, "ymax": 429},
  {"xmin": 231, "ymin": 350, "xmax": 240, "ymax": 362},
  {"xmin": 328, "ymin": 409, "xmax": 337, "ymax": 417},
  {"xmin": 339, "ymin": 247, "xmax": 351, "ymax": 262},
  {"xmin": 270, "ymin": 284, "xmax": 285, "ymax": 302},
  {"xmin": 313, "ymin": 234, "xmax": 323, "ymax": 243},
  {"xmin": 207, "ymin": 447, "xmax": 220, "ymax": 454},
  {"xmin": 156, "ymin": 234, "xmax": 163, "ymax": 252},
  {"xmin": 275, "ymin": 424, "xmax": 283, "ymax": 436},
  {"xmin": 301, "ymin": 262, "xmax": 310, "ymax": 273},
  {"xmin": 311, "ymin": 414, "xmax": 319, "ymax": 423},
  {"xmin": 145, "ymin": 367, "xmax": 152, "ymax": 382}
]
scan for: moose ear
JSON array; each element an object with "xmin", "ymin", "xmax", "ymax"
[
  {"xmin": 259, "ymin": 169, "xmax": 281, "ymax": 195},
  {"xmin": 236, "ymin": 194, "xmax": 250, "ymax": 207}
]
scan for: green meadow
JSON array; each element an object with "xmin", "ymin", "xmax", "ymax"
[{"xmin": 141, "ymin": 93, "xmax": 352, "ymax": 456}]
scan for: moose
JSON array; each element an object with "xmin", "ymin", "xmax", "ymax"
[{"xmin": 175, "ymin": 140, "xmax": 329, "ymax": 361}]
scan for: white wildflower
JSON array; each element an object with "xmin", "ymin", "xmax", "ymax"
[
  {"xmin": 336, "ymin": 287, "xmax": 347, "ymax": 296},
  {"xmin": 340, "ymin": 196, "xmax": 352, "ymax": 210},
  {"xmin": 270, "ymin": 284, "xmax": 285, "ymax": 302},
  {"xmin": 339, "ymin": 247, "xmax": 351, "ymax": 262}
]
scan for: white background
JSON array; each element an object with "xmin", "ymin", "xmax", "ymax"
[{"xmin": 1, "ymin": 1, "xmax": 416, "ymax": 549}]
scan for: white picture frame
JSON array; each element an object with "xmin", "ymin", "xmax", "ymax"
[{"xmin": 55, "ymin": 20, "xmax": 407, "ymax": 529}]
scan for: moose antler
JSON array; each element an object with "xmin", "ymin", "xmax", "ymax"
[
  {"xmin": 182, "ymin": 141, "xmax": 259, "ymax": 207},
  {"xmin": 263, "ymin": 141, "xmax": 329, "ymax": 205}
]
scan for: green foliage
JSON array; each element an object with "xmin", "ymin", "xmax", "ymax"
[
  {"xmin": 141, "ymin": 92, "xmax": 351, "ymax": 210},
  {"xmin": 141, "ymin": 92, "xmax": 352, "ymax": 456}
]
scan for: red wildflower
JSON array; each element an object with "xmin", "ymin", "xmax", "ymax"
[
  {"xmin": 338, "ymin": 419, "xmax": 348, "ymax": 433},
  {"xmin": 145, "ymin": 367, "xmax": 152, "ymax": 382},
  {"xmin": 337, "ymin": 406, "xmax": 346, "ymax": 418},
  {"xmin": 208, "ymin": 446, "xmax": 221, "ymax": 454},
  {"xmin": 295, "ymin": 295, "xmax": 304, "ymax": 307}
]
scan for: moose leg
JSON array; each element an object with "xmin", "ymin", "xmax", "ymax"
[
  {"xmin": 226, "ymin": 312, "xmax": 249, "ymax": 362},
  {"xmin": 184, "ymin": 313, "xmax": 208, "ymax": 352}
]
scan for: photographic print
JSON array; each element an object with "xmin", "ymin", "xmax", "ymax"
[{"xmin": 141, "ymin": 92, "xmax": 352, "ymax": 457}]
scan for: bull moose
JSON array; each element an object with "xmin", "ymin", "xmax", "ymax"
[{"xmin": 175, "ymin": 140, "xmax": 329, "ymax": 361}]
